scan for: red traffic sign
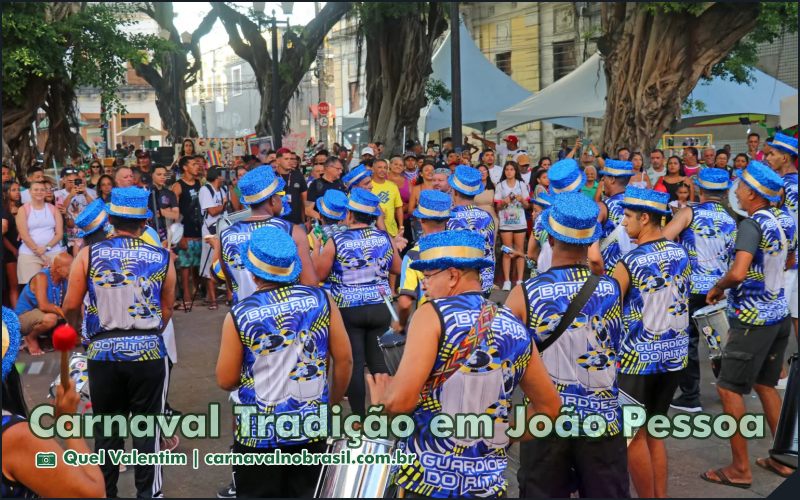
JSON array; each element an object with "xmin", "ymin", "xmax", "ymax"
[{"xmin": 318, "ymin": 102, "xmax": 330, "ymax": 116}]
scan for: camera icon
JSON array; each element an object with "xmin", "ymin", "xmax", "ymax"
[{"xmin": 36, "ymin": 452, "xmax": 57, "ymax": 468}]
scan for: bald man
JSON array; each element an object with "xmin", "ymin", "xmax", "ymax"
[
  {"xmin": 15, "ymin": 252, "xmax": 73, "ymax": 355},
  {"xmin": 114, "ymin": 166, "xmax": 134, "ymax": 188}
]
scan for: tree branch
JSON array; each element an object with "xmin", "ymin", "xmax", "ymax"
[
  {"xmin": 186, "ymin": 9, "xmax": 218, "ymax": 81},
  {"xmin": 211, "ymin": 2, "xmax": 264, "ymax": 71}
]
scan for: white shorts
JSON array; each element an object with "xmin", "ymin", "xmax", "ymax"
[
  {"xmin": 786, "ymin": 269, "xmax": 798, "ymax": 318},
  {"xmin": 200, "ymin": 240, "xmax": 215, "ymax": 279}
]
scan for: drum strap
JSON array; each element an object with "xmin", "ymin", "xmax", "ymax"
[
  {"xmin": 539, "ymin": 274, "xmax": 601, "ymax": 352},
  {"xmin": 421, "ymin": 300, "xmax": 497, "ymax": 400}
]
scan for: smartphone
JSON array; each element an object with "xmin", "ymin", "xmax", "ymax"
[
  {"xmin": 584, "ymin": 137, "xmax": 592, "ymax": 147},
  {"xmin": 74, "ymin": 178, "xmax": 83, "ymax": 186},
  {"xmin": 501, "ymin": 245, "xmax": 514, "ymax": 254}
]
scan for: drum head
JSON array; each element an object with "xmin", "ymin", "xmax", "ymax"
[
  {"xmin": 729, "ymin": 179, "xmax": 748, "ymax": 217},
  {"xmin": 693, "ymin": 300, "xmax": 728, "ymax": 318}
]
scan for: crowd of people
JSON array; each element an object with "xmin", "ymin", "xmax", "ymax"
[{"xmin": 1, "ymin": 129, "xmax": 797, "ymax": 498}]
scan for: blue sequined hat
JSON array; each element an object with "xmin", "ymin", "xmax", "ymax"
[
  {"xmin": 621, "ymin": 186, "xmax": 671, "ymax": 215},
  {"xmin": 342, "ymin": 165, "xmax": 372, "ymax": 191},
  {"xmin": 244, "ymin": 226, "xmax": 302, "ymax": 283},
  {"xmin": 238, "ymin": 166, "xmax": 285, "ymax": 206},
  {"xmin": 448, "ymin": 165, "xmax": 484, "ymax": 196},
  {"xmin": 2, "ymin": 307, "xmax": 21, "ymax": 381},
  {"xmin": 599, "ymin": 159, "xmax": 635, "ymax": 177},
  {"xmin": 548, "ymin": 159, "xmax": 585, "ymax": 194},
  {"xmin": 541, "ymin": 192, "xmax": 602, "ymax": 245},
  {"xmin": 695, "ymin": 167, "xmax": 733, "ymax": 191},
  {"xmin": 532, "ymin": 191, "xmax": 555, "ymax": 208},
  {"xmin": 107, "ymin": 187, "xmax": 152, "ymax": 219},
  {"xmin": 739, "ymin": 160, "xmax": 784, "ymax": 202},
  {"xmin": 347, "ymin": 187, "xmax": 382, "ymax": 217},
  {"xmin": 277, "ymin": 191, "xmax": 292, "ymax": 219},
  {"xmin": 767, "ymin": 132, "xmax": 798, "ymax": 156},
  {"xmin": 409, "ymin": 230, "xmax": 493, "ymax": 271},
  {"xmin": 75, "ymin": 199, "xmax": 109, "ymax": 238},
  {"xmin": 317, "ymin": 189, "xmax": 348, "ymax": 221},
  {"xmin": 413, "ymin": 190, "xmax": 452, "ymax": 220}
]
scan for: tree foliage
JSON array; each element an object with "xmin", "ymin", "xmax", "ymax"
[
  {"xmin": 598, "ymin": 2, "xmax": 797, "ymax": 154},
  {"xmin": 2, "ymin": 2, "xmax": 164, "ymax": 168},
  {"xmin": 212, "ymin": 2, "xmax": 352, "ymax": 145}
]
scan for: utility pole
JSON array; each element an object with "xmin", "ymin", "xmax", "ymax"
[
  {"xmin": 315, "ymin": 1, "xmax": 328, "ymax": 146},
  {"xmin": 271, "ymin": 11, "xmax": 282, "ymax": 148},
  {"xmin": 450, "ymin": 2, "xmax": 462, "ymax": 149}
]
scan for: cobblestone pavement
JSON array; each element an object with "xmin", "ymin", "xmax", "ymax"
[{"xmin": 15, "ymin": 294, "xmax": 792, "ymax": 497}]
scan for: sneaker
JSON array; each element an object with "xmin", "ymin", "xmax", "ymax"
[
  {"xmin": 515, "ymin": 280, "xmax": 523, "ymax": 287},
  {"xmin": 502, "ymin": 281, "xmax": 512, "ymax": 291},
  {"xmin": 164, "ymin": 404, "xmax": 183, "ymax": 417},
  {"xmin": 160, "ymin": 435, "xmax": 180, "ymax": 451},
  {"xmin": 670, "ymin": 397, "xmax": 702, "ymax": 413},
  {"xmin": 217, "ymin": 482, "xmax": 236, "ymax": 499}
]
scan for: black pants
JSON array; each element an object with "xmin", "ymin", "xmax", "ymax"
[
  {"xmin": 340, "ymin": 303, "xmax": 391, "ymax": 416},
  {"xmin": 518, "ymin": 433, "xmax": 630, "ymax": 498},
  {"xmin": 88, "ymin": 358, "xmax": 168, "ymax": 498},
  {"xmin": 232, "ymin": 440, "xmax": 326, "ymax": 498},
  {"xmin": 676, "ymin": 293, "xmax": 707, "ymax": 402}
]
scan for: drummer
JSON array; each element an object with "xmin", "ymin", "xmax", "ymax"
[
  {"xmin": 218, "ymin": 166, "xmax": 318, "ymax": 304},
  {"xmin": 598, "ymin": 159, "xmax": 637, "ymax": 273},
  {"xmin": 395, "ymin": 190, "xmax": 452, "ymax": 333},
  {"xmin": 366, "ymin": 230, "xmax": 561, "ymax": 498},
  {"xmin": 662, "ymin": 168, "xmax": 737, "ymax": 413},
  {"xmin": 611, "ymin": 186, "xmax": 690, "ymax": 499},
  {"xmin": 216, "ymin": 226, "xmax": 352, "ymax": 497},
  {"xmin": 703, "ymin": 160, "xmax": 794, "ymax": 486}
]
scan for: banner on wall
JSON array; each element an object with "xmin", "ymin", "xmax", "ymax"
[
  {"xmin": 175, "ymin": 137, "xmax": 248, "ymax": 167},
  {"xmin": 247, "ymin": 136, "xmax": 274, "ymax": 157}
]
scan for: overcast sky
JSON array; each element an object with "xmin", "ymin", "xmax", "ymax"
[{"xmin": 172, "ymin": 2, "xmax": 322, "ymax": 52}]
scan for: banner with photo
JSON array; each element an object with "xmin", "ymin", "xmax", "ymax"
[
  {"xmin": 174, "ymin": 137, "xmax": 248, "ymax": 167},
  {"xmin": 246, "ymin": 136, "xmax": 274, "ymax": 158}
]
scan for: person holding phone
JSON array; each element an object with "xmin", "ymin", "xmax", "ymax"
[{"xmin": 56, "ymin": 168, "xmax": 96, "ymax": 256}]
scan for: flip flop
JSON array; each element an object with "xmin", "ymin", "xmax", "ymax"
[
  {"xmin": 755, "ymin": 457, "xmax": 792, "ymax": 478},
  {"xmin": 700, "ymin": 469, "xmax": 751, "ymax": 489}
]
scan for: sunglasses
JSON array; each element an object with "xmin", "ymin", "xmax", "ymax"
[{"xmin": 314, "ymin": 161, "xmax": 326, "ymax": 165}]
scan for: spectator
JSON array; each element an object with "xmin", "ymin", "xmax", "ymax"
[
  {"xmin": 647, "ymin": 149, "xmax": 667, "ymax": 184},
  {"xmin": 1, "ymin": 163, "xmax": 12, "ymax": 184},
  {"xmin": 715, "ymin": 149, "xmax": 730, "ymax": 170},
  {"xmin": 445, "ymin": 149, "xmax": 460, "ymax": 171},
  {"xmin": 19, "ymin": 166, "xmax": 45, "ymax": 204},
  {"xmin": 103, "ymin": 160, "xmax": 115, "ymax": 176},
  {"xmin": 668, "ymin": 182, "xmax": 692, "ymax": 212},
  {"xmin": 683, "ymin": 146, "xmax": 700, "ymax": 176},
  {"xmin": 199, "ymin": 167, "xmax": 228, "ymax": 310},
  {"xmin": 702, "ymin": 147, "xmax": 716, "ymax": 168},
  {"xmin": 481, "ymin": 149, "xmax": 503, "ymax": 185},
  {"xmin": 406, "ymin": 161, "xmax": 437, "ymax": 243},
  {"xmin": 475, "ymin": 164, "xmax": 498, "ymax": 231},
  {"xmin": 136, "ymin": 150, "xmax": 153, "ymax": 174},
  {"xmin": 655, "ymin": 155, "xmax": 695, "ymax": 201},
  {"xmin": 229, "ymin": 166, "xmax": 249, "ymax": 212},
  {"xmin": 14, "ymin": 253, "xmax": 71, "ymax": 355},
  {"xmin": 56, "ymin": 168, "xmax": 96, "ymax": 256},
  {"xmin": 494, "ymin": 161, "xmax": 530, "ymax": 290},
  {"xmin": 557, "ymin": 139, "xmax": 570, "ymax": 160},
  {"xmin": 617, "ymin": 147, "xmax": 631, "ymax": 161},
  {"xmin": 306, "ymin": 157, "xmax": 346, "ymax": 220},
  {"xmin": 96, "ymin": 174, "xmax": 114, "ymax": 203},
  {"xmin": 274, "ymin": 148, "xmax": 308, "ymax": 225},
  {"xmin": 432, "ymin": 167, "xmax": 452, "ymax": 195},
  {"xmin": 582, "ymin": 165, "xmax": 599, "ymax": 199},
  {"xmin": 402, "ymin": 152, "xmax": 419, "ymax": 182},
  {"xmin": 531, "ymin": 168, "xmax": 549, "ymax": 197},
  {"xmin": 86, "ymin": 159, "xmax": 103, "ymax": 189},
  {"xmin": 515, "ymin": 152, "xmax": 533, "ymax": 185},
  {"xmin": 630, "ymin": 152, "xmax": 651, "ymax": 188},
  {"xmin": 15, "ymin": 181, "xmax": 64, "ymax": 286},
  {"xmin": 114, "ymin": 166, "xmax": 134, "ymax": 188},
  {"xmin": 148, "ymin": 165, "xmax": 179, "ymax": 243},
  {"xmin": 537, "ymin": 156, "xmax": 552, "ymax": 170},
  {"xmin": 172, "ymin": 155, "xmax": 204, "ymax": 310},
  {"xmin": 746, "ymin": 132, "xmax": 764, "ymax": 162},
  {"xmin": 370, "ymin": 159, "xmax": 404, "ymax": 238},
  {"xmin": 3, "ymin": 181, "xmax": 22, "ymax": 308}
]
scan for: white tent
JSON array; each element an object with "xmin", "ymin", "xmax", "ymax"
[
  {"xmin": 497, "ymin": 52, "xmax": 798, "ymax": 132},
  {"xmin": 780, "ymin": 95, "xmax": 798, "ymax": 128}
]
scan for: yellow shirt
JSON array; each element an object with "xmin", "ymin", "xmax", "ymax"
[
  {"xmin": 398, "ymin": 243, "xmax": 427, "ymax": 306},
  {"xmin": 371, "ymin": 180, "xmax": 403, "ymax": 237}
]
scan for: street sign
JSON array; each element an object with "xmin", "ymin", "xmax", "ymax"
[
  {"xmin": 319, "ymin": 116, "xmax": 329, "ymax": 127},
  {"xmin": 318, "ymin": 102, "xmax": 330, "ymax": 116}
]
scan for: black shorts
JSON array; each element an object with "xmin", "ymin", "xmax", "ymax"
[
  {"xmin": 233, "ymin": 440, "xmax": 326, "ymax": 498},
  {"xmin": 717, "ymin": 316, "xmax": 791, "ymax": 395},
  {"xmin": 499, "ymin": 228, "xmax": 527, "ymax": 234},
  {"xmin": 518, "ymin": 433, "xmax": 629, "ymax": 498},
  {"xmin": 618, "ymin": 370, "xmax": 682, "ymax": 416}
]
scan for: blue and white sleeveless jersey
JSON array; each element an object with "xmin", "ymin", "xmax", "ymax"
[
  {"xmin": 678, "ymin": 201, "xmax": 737, "ymax": 295},
  {"xmin": 447, "ymin": 205, "xmax": 496, "ymax": 293}
]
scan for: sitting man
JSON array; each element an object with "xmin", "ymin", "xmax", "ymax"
[{"xmin": 15, "ymin": 252, "xmax": 73, "ymax": 355}]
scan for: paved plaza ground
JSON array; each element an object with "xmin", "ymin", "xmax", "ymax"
[{"xmin": 14, "ymin": 291, "xmax": 793, "ymax": 497}]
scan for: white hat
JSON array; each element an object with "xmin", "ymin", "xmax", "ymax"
[{"xmin": 360, "ymin": 146, "xmax": 375, "ymax": 157}]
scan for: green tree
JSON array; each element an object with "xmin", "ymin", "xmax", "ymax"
[
  {"xmin": 358, "ymin": 3, "xmax": 448, "ymax": 154},
  {"xmin": 212, "ymin": 2, "xmax": 352, "ymax": 145},
  {"xmin": 133, "ymin": 3, "xmax": 217, "ymax": 143},
  {"xmin": 2, "ymin": 2, "xmax": 163, "ymax": 169},
  {"xmin": 598, "ymin": 2, "xmax": 798, "ymax": 154}
]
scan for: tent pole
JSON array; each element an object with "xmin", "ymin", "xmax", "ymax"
[{"xmin": 450, "ymin": 3, "xmax": 462, "ymax": 149}]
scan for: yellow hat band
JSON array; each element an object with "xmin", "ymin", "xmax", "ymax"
[
  {"xmin": 602, "ymin": 166, "xmax": 632, "ymax": 176},
  {"xmin": 348, "ymin": 200, "xmax": 378, "ymax": 214},
  {"xmin": 741, "ymin": 170, "xmax": 780, "ymax": 198},
  {"xmin": 108, "ymin": 203, "xmax": 147, "ymax": 216},
  {"xmin": 243, "ymin": 179, "xmax": 279, "ymax": 204},
  {"xmin": 82, "ymin": 211, "xmax": 108, "ymax": 233},
  {"xmin": 451, "ymin": 175, "xmax": 479, "ymax": 194},
  {"xmin": 416, "ymin": 205, "xmax": 451, "ymax": 218},
  {"xmin": 623, "ymin": 196, "xmax": 668, "ymax": 212},
  {"xmin": 419, "ymin": 245, "xmax": 484, "ymax": 261},
  {"xmin": 697, "ymin": 179, "xmax": 730, "ymax": 190},
  {"xmin": 552, "ymin": 175, "xmax": 583, "ymax": 194},
  {"xmin": 319, "ymin": 200, "xmax": 344, "ymax": 218},
  {"xmin": 247, "ymin": 249, "xmax": 295, "ymax": 277},
  {"xmin": 771, "ymin": 139, "xmax": 798, "ymax": 154},
  {"xmin": 548, "ymin": 215, "xmax": 596, "ymax": 239}
]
